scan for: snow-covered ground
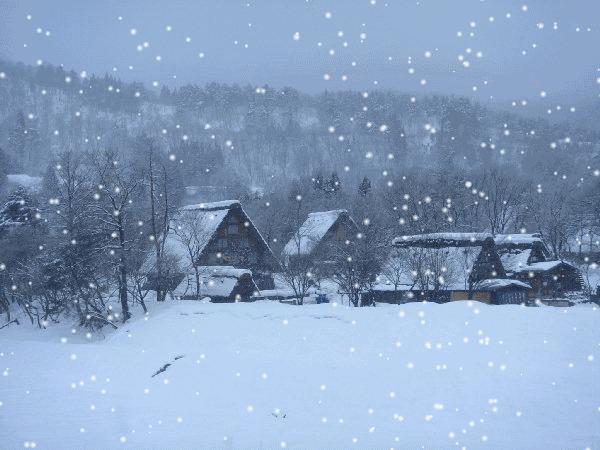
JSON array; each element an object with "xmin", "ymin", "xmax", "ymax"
[{"xmin": 1, "ymin": 300, "xmax": 599, "ymax": 449}]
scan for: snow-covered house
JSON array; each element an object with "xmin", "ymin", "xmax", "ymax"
[
  {"xmin": 172, "ymin": 266, "xmax": 259, "ymax": 302},
  {"xmin": 370, "ymin": 232, "xmax": 531, "ymax": 304},
  {"xmin": 281, "ymin": 209, "xmax": 358, "ymax": 272},
  {"xmin": 494, "ymin": 234, "xmax": 582, "ymax": 298},
  {"xmin": 143, "ymin": 200, "xmax": 280, "ymax": 294},
  {"xmin": 5, "ymin": 174, "xmax": 42, "ymax": 192}
]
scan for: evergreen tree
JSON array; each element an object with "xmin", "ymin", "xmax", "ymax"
[
  {"xmin": 7, "ymin": 112, "xmax": 27, "ymax": 168},
  {"xmin": 358, "ymin": 176, "xmax": 372, "ymax": 197},
  {"xmin": 328, "ymin": 172, "xmax": 342, "ymax": 194},
  {"xmin": 312, "ymin": 173, "xmax": 325, "ymax": 192},
  {"xmin": 0, "ymin": 146, "xmax": 9, "ymax": 191},
  {"xmin": 0, "ymin": 186, "xmax": 42, "ymax": 229},
  {"xmin": 7, "ymin": 111, "xmax": 40, "ymax": 172}
]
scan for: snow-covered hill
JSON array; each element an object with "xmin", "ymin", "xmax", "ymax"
[{"xmin": 1, "ymin": 301, "xmax": 599, "ymax": 449}]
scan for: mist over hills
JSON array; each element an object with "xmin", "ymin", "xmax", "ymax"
[{"xmin": 0, "ymin": 59, "xmax": 598, "ymax": 194}]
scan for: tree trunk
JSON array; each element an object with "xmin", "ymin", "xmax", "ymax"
[
  {"xmin": 118, "ymin": 221, "xmax": 131, "ymax": 322},
  {"xmin": 194, "ymin": 267, "xmax": 201, "ymax": 300}
]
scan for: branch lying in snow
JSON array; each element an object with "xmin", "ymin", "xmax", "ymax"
[
  {"xmin": 151, "ymin": 363, "xmax": 172, "ymax": 377},
  {"xmin": 151, "ymin": 355, "xmax": 185, "ymax": 377},
  {"xmin": 87, "ymin": 313, "xmax": 118, "ymax": 330},
  {"xmin": 0, "ymin": 319, "xmax": 20, "ymax": 330}
]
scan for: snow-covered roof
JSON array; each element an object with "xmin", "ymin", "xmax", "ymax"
[
  {"xmin": 181, "ymin": 200, "xmax": 240, "ymax": 211},
  {"xmin": 282, "ymin": 209, "xmax": 348, "ymax": 256},
  {"xmin": 143, "ymin": 199, "xmax": 277, "ymax": 274},
  {"xmin": 473, "ymin": 278, "xmax": 531, "ymax": 291},
  {"xmin": 173, "ymin": 266, "xmax": 256, "ymax": 299},
  {"xmin": 381, "ymin": 246, "xmax": 481, "ymax": 291},
  {"xmin": 494, "ymin": 234, "xmax": 543, "ymax": 247},
  {"xmin": 6, "ymin": 174, "xmax": 42, "ymax": 191},
  {"xmin": 500, "ymin": 249, "xmax": 533, "ymax": 274},
  {"xmin": 523, "ymin": 260, "xmax": 577, "ymax": 273},
  {"xmin": 393, "ymin": 232, "xmax": 490, "ymax": 247},
  {"xmin": 142, "ymin": 201, "xmax": 237, "ymax": 272},
  {"xmin": 370, "ymin": 282, "xmax": 414, "ymax": 292},
  {"xmin": 501, "ymin": 250, "xmax": 577, "ymax": 274},
  {"xmin": 393, "ymin": 232, "xmax": 544, "ymax": 248}
]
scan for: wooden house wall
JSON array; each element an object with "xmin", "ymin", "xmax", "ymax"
[
  {"xmin": 516, "ymin": 265, "xmax": 582, "ymax": 299},
  {"xmin": 491, "ymin": 289, "xmax": 528, "ymax": 305},
  {"xmin": 365, "ymin": 288, "xmax": 495, "ymax": 305},
  {"xmin": 361, "ymin": 290, "xmax": 406, "ymax": 305},
  {"xmin": 311, "ymin": 215, "xmax": 358, "ymax": 277},
  {"xmin": 315, "ymin": 215, "xmax": 357, "ymax": 256}
]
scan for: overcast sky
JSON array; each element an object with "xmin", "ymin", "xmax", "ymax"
[{"xmin": 1, "ymin": 0, "xmax": 598, "ymax": 102}]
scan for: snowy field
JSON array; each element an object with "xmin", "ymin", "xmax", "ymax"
[{"xmin": 1, "ymin": 301, "xmax": 599, "ymax": 450}]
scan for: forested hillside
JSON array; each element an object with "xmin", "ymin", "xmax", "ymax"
[{"xmin": 1, "ymin": 59, "xmax": 598, "ymax": 191}]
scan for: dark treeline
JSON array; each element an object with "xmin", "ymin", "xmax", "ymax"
[{"xmin": 1, "ymin": 59, "xmax": 599, "ymax": 186}]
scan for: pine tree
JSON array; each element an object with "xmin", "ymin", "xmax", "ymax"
[
  {"xmin": 312, "ymin": 173, "xmax": 325, "ymax": 192},
  {"xmin": 7, "ymin": 111, "xmax": 40, "ymax": 172},
  {"xmin": 328, "ymin": 172, "xmax": 342, "ymax": 194},
  {"xmin": 7, "ymin": 112, "xmax": 27, "ymax": 169},
  {"xmin": 0, "ymin": 146, "xmax": 9, "ymax": 191},
  {"xmin": 0, "ymin": 187, "xmax": 42, "ymax": 229},
  {"xmin": 358, "ymin": 176, "xmax": 372, "ymax": 196}
]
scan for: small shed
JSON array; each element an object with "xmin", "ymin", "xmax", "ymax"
[
  {"xmin": 173, "ymin": 266, "xmax": 259, "ymax": 303},
  {"xmin": 494, "ymin": 233, "xmax": 583, "ymax": 298},
  {"xmin": 472, "ymin": 279, "xmax": 531, "ymax": 305},
  {"xmin": 510, "ymin": 260, "xmax": 583, "ymax": 298}
]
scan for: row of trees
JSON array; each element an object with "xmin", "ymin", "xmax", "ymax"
[
  {"xmin": 259, "ymin": 164, "xmax": 600, "ymax": 305},
  {"xmin": 1, "ymin": 138, "xmax": 599, "ymax": 326},
  {"xmin": 2, "ymin": 59, "xmax": 599, "ymax": 190},
  {"xmin": 0, "ymin": 137, "xmax": 184, "ymax": 328}
]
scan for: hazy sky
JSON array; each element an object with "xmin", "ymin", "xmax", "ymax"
[{"xmin": 1, "ymin": 0, "xmax": 598, "ymax": 102}]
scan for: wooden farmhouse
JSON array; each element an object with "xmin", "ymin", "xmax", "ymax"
[
  {"xmin": 494, "ymin": 234, "xmax": 583, "ymax": 298},
  {"xmin": 366, "ymin": 233, "xmax": 531, "ymax": 305},
  {"xmin": 281, "ymin": 209, "xmax": 358, "ymax": 275},
  {"xmin": 143, "ymin": 200, "xmax": 280, "ymax": 299}
]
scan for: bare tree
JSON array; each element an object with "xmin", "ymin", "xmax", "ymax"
[
  {"xmin": 51, "ymin": 150, "xmax": 113, "ymax": 328},
  {"xmin": 526, "ymin": 184, "xmax": 572, "ymax": 258},
  {"xmin": 93, "ymin": 149, "xmax": 141, "ymax": 322},
  {"xmin": 278, "ymin": 185, "xmax": 320, "ymax": 305},
  {"xmin": 329, "ymin": 224, "xmax": 385, "ymax": 307},
  {"xmin": 476, "ymin": 168, "xmax": 525, "ymax": 235},
  {"xmin": 172, "ymin": 209, "xmax": 214, "ymax": 299},
  {"xmin": 135, "ymin": 136, "xmax": 182, "ymax": 302},
  {"xmin": 380, "ymin": 248, "xmax": 413, "ymax": 293}
]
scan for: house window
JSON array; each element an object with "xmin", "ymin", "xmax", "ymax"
[
  {"xmin": 227, "ymin": 224, "xmax": 239, "ymax": 235},
  {"xmin": 216, "ymin": 238, "xmax": 227, "ymax": 250}
]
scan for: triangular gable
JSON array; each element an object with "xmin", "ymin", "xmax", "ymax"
[
  {"xmin": 282, "ymin": 209, "xmax": 353, "ymax": 257},
  {"xmin": 142, "ymin": 200, "xmax": 279, "ymax": 273}
]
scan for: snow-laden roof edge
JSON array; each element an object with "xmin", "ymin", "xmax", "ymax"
[
  {"xmin": 392, "ymin": 232, "xmax": 544, "ymax": 248},
  {"xmin": 181, "ymin": 200, "xmax": 240, "ymax": 211},
  {"xmin": 473, "ymin": 278, "xmax": 532, "ymax": 291},
  {"xmin": 392, "ymin": 232, "xmax": 491, "ymax": 247},
  {"xmin": 195, "ymin": 266, "xmax": 252, "ymax": 278},
  {"xmin": 282, "ymin": 209, "xmax": 348, "ymax": 256},
  {"xmin": 6, "ymin": 174, "xmax": 42, "ymax": 191}
]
